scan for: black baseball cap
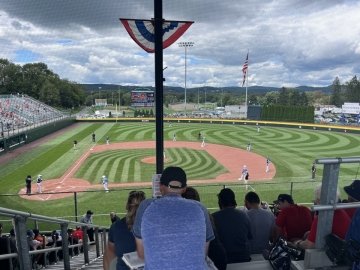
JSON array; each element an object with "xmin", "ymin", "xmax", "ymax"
[
  {"xmin": 160, "ymin": 167, "xmax": 187, "ymax": 189},
  {"xmin": 273, "ymin": 194, "xmax": 294, "ymax": 204},
  {"xmin": 344, "ymin": 180, "xmax": 360, "ymax": 201},
  {"xmin": 86, "ymin": 210, "xmax": 93, "ymax": 215}
]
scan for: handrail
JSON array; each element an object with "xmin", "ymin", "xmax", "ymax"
[
  {"xmin": 0, "ymin": 206, "xmax": 109, "ymax": 270},
  {"xmin": 316, "ymin": 157, "xmax": 360, "ymax": 164},
  {"xmin": 312, "ymin": 202, "xmax": 360, "ymax": 211},
  {"xmin": 0, "ymin": 206, "xmax": 106, "ymax": 229}
]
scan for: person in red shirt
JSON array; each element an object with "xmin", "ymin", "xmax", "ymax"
[
  {"xmin": 294, "ymin": 184, "xmax": 351, "ymax": 250},
  {"xmin": 274, "ymin": 194, "xmax": 312, "ymax": 241},
  {"xmin": 72, "ymin": 226, "xmax": 83, "ymax": 241}
]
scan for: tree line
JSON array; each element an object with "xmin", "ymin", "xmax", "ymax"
[
  {"xmin": 330, "ymin": 76, "xmax": 360, "ymax": 107},
  {"xmin": 0, "ymin": 59, "xmax": 85, "ymax": 108},
  {"xmin": 1, "ymin": 58, "xmax": 358, "ymax": 110}
]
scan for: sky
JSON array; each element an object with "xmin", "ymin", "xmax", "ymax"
[{"xmin": 1, "ymin": 0, "xmax": 360, "ymax": 88}]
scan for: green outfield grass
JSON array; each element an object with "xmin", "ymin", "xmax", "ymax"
[
  {"xmin": 75, "ymin": 148, "xmax": 227, "ymax": 183},
  {"xmin": 0, "ymin": 122, "xmax": 359, "ymax": 228}
]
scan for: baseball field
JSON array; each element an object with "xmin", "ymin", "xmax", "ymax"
[{"xmin": 0, "ymin": 121, "xmax": 359, "ymax": 228}]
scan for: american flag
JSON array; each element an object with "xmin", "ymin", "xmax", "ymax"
[{"xmin": 242, "ymin": 53, "xmax": 248, "ymax": 87}]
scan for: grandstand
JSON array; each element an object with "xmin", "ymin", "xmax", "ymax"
[{"xmin": 0, "ymin": 94, "xmax": 66, "ymax": 137}]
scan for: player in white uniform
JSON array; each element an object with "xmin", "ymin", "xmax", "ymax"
[
  {"xmin": 266, "ymin": 158, "xmax": 270, "ymax": 173},
  {"xmin": 239, "ymin": 165, "xmax": 248, "ymax": 180},
  {"xmin": 101, "ymin": 175, "xmax": 109, "ymax": 192},
  {"xmin": 36, "ymin": 175, "xmax": 43, "ymax": 193},
  {"xmin": 246, "ymin": 142, "xmax": 252, "ymax": 151},
  {"xmin": 201, "ymin": 136, "xmax": 206, "ymax": 147}
]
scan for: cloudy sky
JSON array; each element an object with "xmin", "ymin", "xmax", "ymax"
[{"xmin": 1, "ymin": 0, "xmax": 360, "ymax": 88}]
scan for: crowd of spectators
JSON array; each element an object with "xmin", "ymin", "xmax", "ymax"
[
  {"xmin": 101, "ymin": 166, "xmax": 359, "ymax": 270},
  {"xmin": 0, "ymin": 223, "xmax": 87, "ymax": 269},
  {"xmin": 0, "ymin": 94, "xmax": 65, "ymax": 136}
]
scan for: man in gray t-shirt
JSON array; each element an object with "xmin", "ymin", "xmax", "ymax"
[
  {"xmin": 133, "ymin": 167, "xmax": 214, "ymax": 270},
  {"xmin": 245, "ymin": 191, "xmax": 275, "ymax": 254}
]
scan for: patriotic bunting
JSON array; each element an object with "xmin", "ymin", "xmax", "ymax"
[{"xmin": 120, "ymin": 19, "xmax": 193, "ymax": 53}]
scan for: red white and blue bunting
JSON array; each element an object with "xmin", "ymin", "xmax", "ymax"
[{"xmin": 120, "ymin": 19, "xmax": 193, "ymax": 53}]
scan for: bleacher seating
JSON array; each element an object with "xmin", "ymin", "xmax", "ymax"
[{"xmin": 0, "ymin": 94, "xmax": 65, "ymax": 135}]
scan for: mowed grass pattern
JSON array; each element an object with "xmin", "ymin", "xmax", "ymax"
[
  {"xmin": 0, "ymin": 121, "xmax": 359, "ymax": 227},
  {"xmin": 75, "ymin": 148, "xmax": 227, "ymax": 183}
]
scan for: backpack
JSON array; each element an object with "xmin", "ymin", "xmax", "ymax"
[{"xmin": 268, "ymin": 238, "xmax": 304, "ymax": 270}]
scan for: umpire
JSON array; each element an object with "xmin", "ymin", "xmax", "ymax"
[{"xmin": 25, "ymin": 175, "xmax": 32, "ymax": 195}]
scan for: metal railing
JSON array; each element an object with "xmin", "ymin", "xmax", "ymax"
[{"xmin": 0, "ymin": 207, "xmax": 109, "ymax": 270}]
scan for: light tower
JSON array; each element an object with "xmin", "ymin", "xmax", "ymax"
[{"xmin": 178, "ymin": 41, "xmax": 194, "ymax": 115}]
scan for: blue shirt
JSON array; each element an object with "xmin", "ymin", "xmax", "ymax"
[
  {"xmin": 109, "ymin": 217, "xmax": 136, "ymax": 270},
  {"xmin": 133, "ymin": 194, "xmax": 214, "ymax": 270}
]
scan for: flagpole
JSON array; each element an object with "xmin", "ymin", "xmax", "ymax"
[
  {"xmin": 242, "ymin": 50, "xmax": 249, "ymax": 118},
  {"xmin": 245, "ymin": 73, "xmax": 248, "ymax": 110}
]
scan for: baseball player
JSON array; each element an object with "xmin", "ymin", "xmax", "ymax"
[
  {"xmin": 106, "ymin": 136, "xmax": 110, "ymax": 145},
  {"xmin": 36, "ymin": 175, "xmax": 43, "ymax": 193},
  {"xmin": 247, "ymin": 142, "xmax": 252, "ymax": 151},
  {"xmin": 239, "ymin": 165, "xmax": 248, "ymax": 180},
  {"xmin": 311, "ymin": 162, "xmax": 316, "ymax": 180},
  {"xmin": 266, "ymin": 158, "xmax": 270, "ymax": 173},
  {"xmin": 73, "ymin": 140, "xmax": 78, "ymax": 150},
  {"xmin": 257, "ymin": 126, "xmax": 260, "ymax": 133},
  {"xmin": 25, "ymin": 175, "xmax": 32, "ymax": 195},
  {"xmin": 173, "ymin": 133, "xmax": 176, "ymax": 141},
  {"xmin": 92, "ymin": 132, "xmax": 96, "ymax": 143},
  {"xmin": 101, "ymin": 175, "xmax": 109, "ymax": 192},
  {"xmin": 201, "ymin": 136, "xmax": 206, "ymax": 147}
]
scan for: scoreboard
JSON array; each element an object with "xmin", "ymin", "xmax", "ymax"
[{"xmin": 131, "ymin": 89, "xmax": 155, "ymax": 107}]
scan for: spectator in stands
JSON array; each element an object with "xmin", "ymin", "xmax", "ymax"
[
  {"xmin": 33, "ymin": 229, "xmax": 44, "ymax": 245},
  {"xmin": 274, "ymin": 194, "xmax": 312, "ymax": 241},
  {"xmin": 244, "ymin": 191, "xmax": 275, "ymax": 254},
  {"xmin": 212, "ymin": 188, "xmax": 252, "ymax": 263},
  {"xmin": 133, "ymin": 166, "xmax": 214, "ymax": 269},
  {"xmin": 33, "ymin": 229, "xmax": 45, "ymax": 266},
  {"xmin": 182, "ymin": 187, "xmax": 227, "ymax": 270},
  {"xmin": 181, "ymin": 186, "xmax": 201, "ymax": 202},
  {"xmin": 344, "ymin": 180, "xmax": 360, "ymax": 270},
  {"xmin": 27, "ymin": 229, "xmax": 42, "ymax": 250},
  {"xmin": 80, "ymin": 210, "xmax": 94, "ymax": 242},
  {"xmin": 72, "ymin": 226, "xmax": 83, "ymax": 241},
  {"xmin": 0, "ymin": 223, "xmax": 12, "ymax": 269},
  {"xmin": 104, "ymin": 190, "xmax": 146, "ymax": 270},
  {"xmin": 294, "ymin": 184, "xmax": 351, "ymax": 249},
  {"xmin": 110, "ymin": 212, "xmax": 119, "ymax": 224},
  {"xmin": 344, "ymin": 180, "xmax": 360, "ymax": 219}
]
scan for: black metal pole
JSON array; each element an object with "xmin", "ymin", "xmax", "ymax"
[
  {"xmin": 74, "ymin": 192, "xmax": 78, "ymax": 222},
  {"xmin": 154, "ymin": 0, "xmax": 164, "ymax": 174}
]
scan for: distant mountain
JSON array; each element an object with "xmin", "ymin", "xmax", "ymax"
[{"xmin": 80, "ymin": 84, "xmax": 332, "ymax": 94}]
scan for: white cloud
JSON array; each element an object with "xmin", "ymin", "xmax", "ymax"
[{"xmin": 1, "ymin": 0, "xmax": 360, "ymax": 87}]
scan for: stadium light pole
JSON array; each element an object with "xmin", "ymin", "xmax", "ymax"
[
  {"xmin": 178, "ymin": 41, "xmax": 194, "ymax": 115},
  {"xmin": 98, "ymin": 87, "xmax": 101, "ymax": 102}
]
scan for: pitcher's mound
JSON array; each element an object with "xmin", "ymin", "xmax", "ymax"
[{"xmin": 141, "ymin": 156, "xmax": 170, "ymax": 164}]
